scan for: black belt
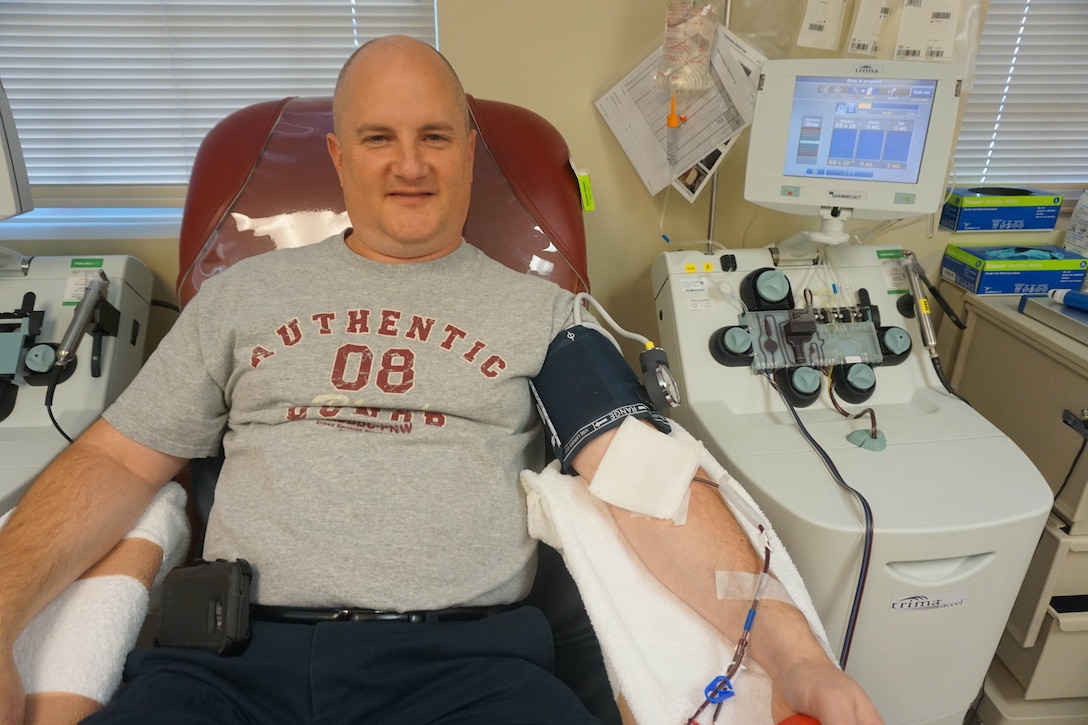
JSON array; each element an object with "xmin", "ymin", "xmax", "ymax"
[{"xmin": 250, "ymin": 602, "xmax": 519, "ymax": 625}]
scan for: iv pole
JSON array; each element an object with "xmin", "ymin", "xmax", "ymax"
[{"xmin": 704, "ymin": 0, "xmax": 730, "ymax": 255}]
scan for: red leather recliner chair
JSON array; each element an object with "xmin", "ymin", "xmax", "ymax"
[{"xmin": 174, "ymin": 95, "xmax": 617, "ymax": 724}]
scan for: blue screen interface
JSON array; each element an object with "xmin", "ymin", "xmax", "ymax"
[{"xmin": 782, "ymin": 75, "xmax": 937, "ymax": 184}]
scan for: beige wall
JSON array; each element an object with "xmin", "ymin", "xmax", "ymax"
[{"xmin": 438, "ymin": 0, "xmax": 1063, "ymax": 361}]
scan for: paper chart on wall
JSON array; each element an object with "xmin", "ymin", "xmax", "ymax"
[{"xmin": 594, "ymin": 26, "xmax": 762, "ymax": 201}]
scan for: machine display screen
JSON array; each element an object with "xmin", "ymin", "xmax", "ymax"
[{"xmin": 781, "ymin": 75, "xmax": 937, "ymax": 186}]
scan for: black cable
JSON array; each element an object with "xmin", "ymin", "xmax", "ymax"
[
  {"xmin": 903, "ymin": 256, "xmax": 968, "ymax": 403},
  {"xmin": 763, "ymin": 371, "xmax": 874, "ymax": 669},
  {"xmin": 151, "ymin": 299, "xmax": 181, "ymax": 313},
  {"xmin": 915, "ymin": 264, "xmax": 966, "ymax": 330},
  {"xmin": 931, "ymin": 357, "xmax": 969, "ymax": 405},
  {"xmin": 44, "ymin": 365, "xmax": 73, "ymax": 443},
  {"xmin": 962, "ymin": 684, "xmax": 985, "ymax": 725},
  {"xmin": 1056, "ymin": 437, "xmax": 1088, "ymax": 502}
]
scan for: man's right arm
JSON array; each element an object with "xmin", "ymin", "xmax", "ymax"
[{"xmin": 0, "ymin": 418, "xmax": 187, "ymax": 725}]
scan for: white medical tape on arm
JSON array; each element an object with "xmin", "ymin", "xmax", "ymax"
[
  {"xmin": 672, "ymin": 488, "xmax": 691, "ymax": 526},
  {"xmin": 716, "ymin": 571, "xmax": 797, "ymax": 606},
  {"xmin": 588, "ymin": 417, "xmax": 702, "ymax": 519}
]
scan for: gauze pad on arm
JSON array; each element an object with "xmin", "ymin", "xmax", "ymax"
[{"xmin": 588, "ymin": 417, "xmax": 701, "ymax": 518}]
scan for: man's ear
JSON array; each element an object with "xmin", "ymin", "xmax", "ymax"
[{"xmin": 326, "ymin": 132, "xmax": 344, "ymax": 185}]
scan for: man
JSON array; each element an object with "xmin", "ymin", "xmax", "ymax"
[{"xmin": 0, "ymin": 36, "xmax": 882, "ymax": 724}]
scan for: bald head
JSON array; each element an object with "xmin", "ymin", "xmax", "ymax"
[
  {"xmin": 324, "ymin": 33, "xmax": 477, "ymax": 262},
  {"xmin": 332, "ymin": 35, "xmax": 470, "ymax": 140}
]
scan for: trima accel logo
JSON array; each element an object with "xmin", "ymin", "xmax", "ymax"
[{"xmin": 890, "ymin": 589, "xmax": 970, "ymax": 612}]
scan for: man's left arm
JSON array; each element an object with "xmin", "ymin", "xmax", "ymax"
[{"xmin": 570, "ymin": 428, "xmax": 884, "ymax": 725}]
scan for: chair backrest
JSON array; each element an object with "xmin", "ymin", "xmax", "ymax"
[{"xmin": 176, "ymin": 95, "xmax": 589, "ymax": 308}]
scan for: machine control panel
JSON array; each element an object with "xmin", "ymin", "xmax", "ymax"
[
  {"xmin": 0, "ymin": 254, "xmax": 153, "ymax": 515},
  {"xmin": 652, "ymin": 245, "xmax": 931, "ymax": 427}
]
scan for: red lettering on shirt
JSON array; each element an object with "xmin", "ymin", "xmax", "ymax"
[
  {"xmin": 405, "ymin": 315, "xmax": 436, "ymax": 342},
  {"xmin": 440, "ymin": 324, "xmax": 467, "ymax": 350},
  {"xmin": 331, "ymin": 344, "xmax": 374, "ymax": 391},
  {"xmin": 312, "ymin": 312, "xmax": 336, "ymax": 335},
  {"xmin": 480, "ymin": 355, "xmax": 507, "ymax": 379},
  {"xmin": 276, "ymin": 319, "xmax": 303, "ymax": 347},
  {"xmin": 378, "ymin": 309, "xmax": 401, "ymax": 337},
  {"xmin": 463, "ymin": 340, "xmax": 486, "ymax": 363},
  {"xmin": 346, "ymin": 309, "xmax": 370, "ymax": 333},
  {"xmin": 376, "ymin": 348, "xmax": 415, "ymax": 394},
  {"xmin": 251, "ymin": 346, "xmax": 275, "ymax": 368}
]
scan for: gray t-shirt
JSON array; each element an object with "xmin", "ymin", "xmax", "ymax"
[{"xmin": 105, "ymin": 234, "xmax": 576, "ymax": 609}]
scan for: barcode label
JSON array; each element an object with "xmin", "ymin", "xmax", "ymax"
[
  {"xmin": 808, "ymin": 22, "xmax": 825, "ymax": 32},
  {"xmin": 906, "ymin": 0, "xmax": 923, "ymax": 6},
  {"xmin": 926, "ymin": 48, "xmax": 945, "ymax": 57},
  {"xmin": 897, "ymin": 47, "xmax": 922, "ymax": 57},
  {"xmin": 931, "ymin": 11, "xmax": 952, "ymax": 20},
  {"xmin": 850, "ymin": 40, "xmax": 871, "ymax": 52}
]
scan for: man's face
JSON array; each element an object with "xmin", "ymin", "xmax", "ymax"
[{"xmin": 327, "ymin": 46, "xmax": 476, "ymax": 261}]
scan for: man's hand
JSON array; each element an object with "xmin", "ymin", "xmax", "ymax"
[
  {"xmin": 0, "ymin": 647, "xmax": 25, "ymax": 725},
  {"xmin": 771, "ymin": 654, "xmax": 885, "ymax": 725}
]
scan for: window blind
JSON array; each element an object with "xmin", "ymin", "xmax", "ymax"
[
  {"xmin": 0, "ymin": 1, "xmax": 436, "ymax": 187},
  {"xmin": 953, "ymin": 0, "xmax": 1088, "ymax": 187}
]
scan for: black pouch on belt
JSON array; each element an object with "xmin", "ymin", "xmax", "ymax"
[{"xmin": 155, "ymin": 558, "xmax": 252, "ymax": 655}]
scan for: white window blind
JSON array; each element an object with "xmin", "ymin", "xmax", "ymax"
[
  {"xmin": 0, "ymin": 1, "xmax": 436, "ymax": 187},
  {"xmin": 953, "ymin": 0, "xmax": 1088, "ymax": 187}
]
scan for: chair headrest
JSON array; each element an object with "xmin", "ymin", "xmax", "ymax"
[{"xmin": 177, "ymin": 96, "xmax": 589, "ymax": 307}]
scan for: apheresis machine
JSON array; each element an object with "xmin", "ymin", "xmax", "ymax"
[
  {"xmin": 652, "ymin": 59, "xmax": 1053, "ymax": 724},
  {"xmin": 0, "ymin": 81, "xmax": 152, "ymax": 515}
]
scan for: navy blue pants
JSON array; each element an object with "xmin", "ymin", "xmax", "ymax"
[{"xmin": 82, "ymin": 606, "xmax": 601, "ymax": 724}]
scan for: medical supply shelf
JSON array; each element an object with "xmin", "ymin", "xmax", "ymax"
[{"xmin": 946, "ymin": 291, "xmax": 1088, "ymax": 722}]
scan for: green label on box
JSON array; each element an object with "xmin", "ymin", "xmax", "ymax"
[
  {"xmin": 944, "ymin": 246, "xmax": 979, "ymax": 267},
  {"xmin": 959, "ymin": 195, "xmax": 1063, "ymax": 208}
]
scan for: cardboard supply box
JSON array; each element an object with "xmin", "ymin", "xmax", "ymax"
[
  {"xmin": 940, "ymin": 187, "xmax": 1063, "ymax": 232},
  {"xmin": 941, "ymin": 244, "xmax": 1088, "ymax": 295}
]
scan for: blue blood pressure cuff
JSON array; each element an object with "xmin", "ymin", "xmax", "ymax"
[{"xmin": 530, "ymin": 325, "xmax": 671, "ymax": 474}]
